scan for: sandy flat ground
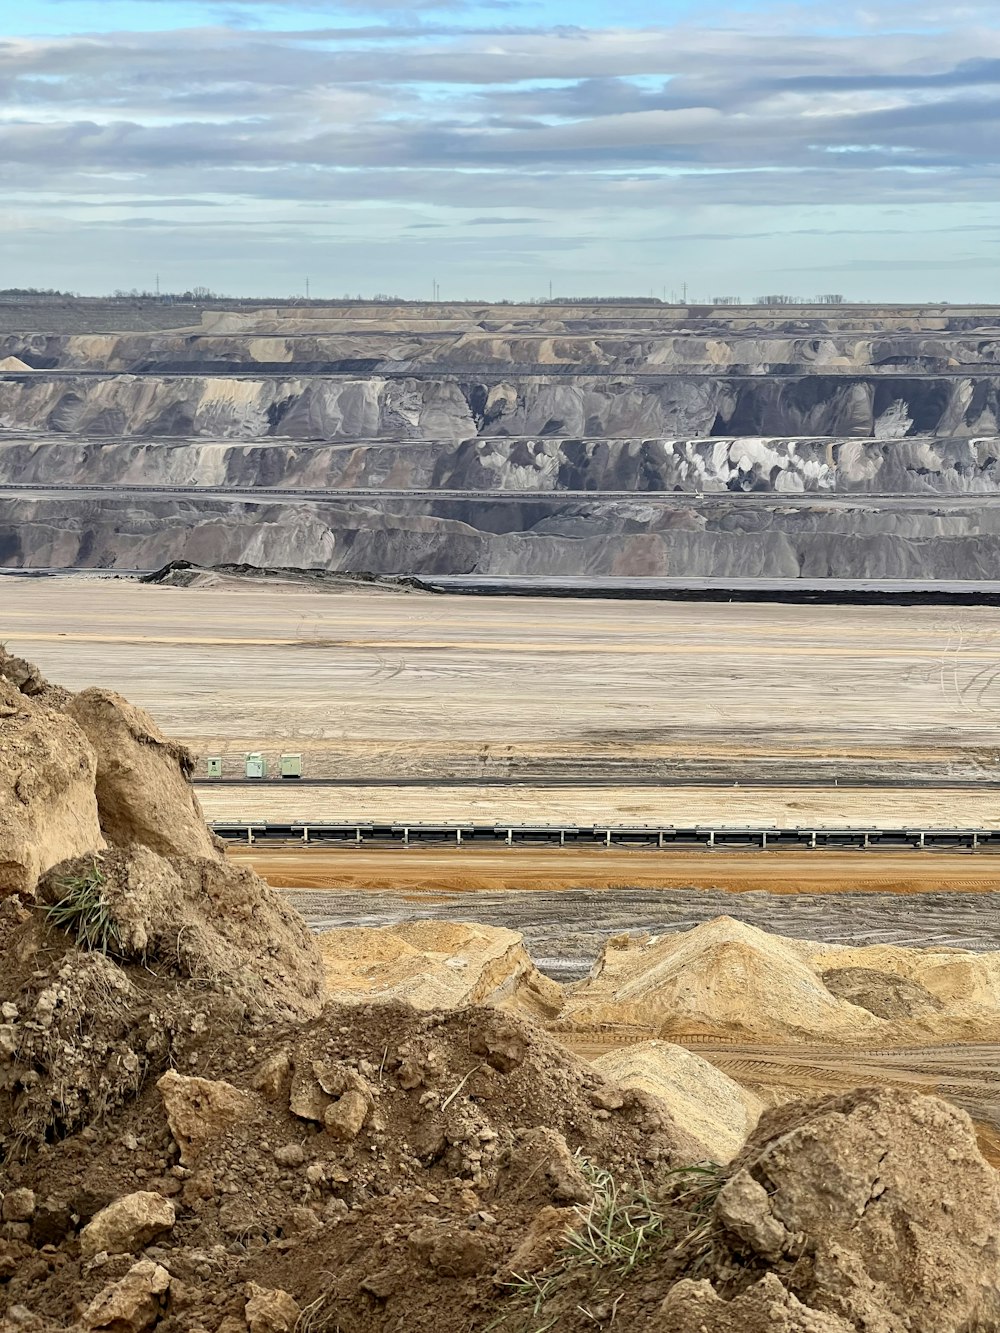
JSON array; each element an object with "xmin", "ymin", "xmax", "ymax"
[
  {"xmin": 5, "ymin": 576, "xmax": 1000, "ymax": 812},
  {"xmin": 232, "ymin": 845, "xmax": 1000, "ymax": 894},
  {"xmin": 202, "ymin": 782, "xmax": 997, "ymax": 828}
]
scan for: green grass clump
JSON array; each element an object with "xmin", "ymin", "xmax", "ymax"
[
  {"xmin": 490, "ymin": 1157, "xmax": 725, "ymax": 1331},
  {"xmin": 43, "ymin": 860, "xmax": 123, "ymax": 956}
]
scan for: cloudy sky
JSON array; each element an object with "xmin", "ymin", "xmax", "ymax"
[{"xmin": 3, "ymin": 0, "xmax": 1000, "ymax": 299}]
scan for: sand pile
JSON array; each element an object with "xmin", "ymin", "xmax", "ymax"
[
  {"xmin": 559, "ymin": 916, "xmax": 1000, "ymax": 1044},
  {"xmin": 0, "ymin": 356, "xmax": 31, "ymax": 372},
  {"xmin": 319, "ymin": 920, "xmax": 563, "ymax": 1021},
  {"xmin": 592, "ymin": 1042, "xmax": 763, "ymax": 1163}
]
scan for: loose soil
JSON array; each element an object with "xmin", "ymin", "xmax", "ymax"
[{"xmin": 234, "ymin": 845, "xmax": 1000, "ymax": 894}]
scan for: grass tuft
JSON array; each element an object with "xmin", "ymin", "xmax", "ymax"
[
  {"xmin": 491, "ymin": 1156, "xmax": 725, "ymax": 1331},
  {"xmin": 43, "ymin": 859, "xmax": 123, "ymax": 957}
]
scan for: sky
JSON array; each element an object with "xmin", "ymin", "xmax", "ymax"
[{"xmin": 3, "ymin": 0, "xmax": 1000, "ymax": 300}]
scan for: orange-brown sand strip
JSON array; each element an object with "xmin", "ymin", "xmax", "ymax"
[{"xmin": 231, "ymin": 845, "xmax": 1000, "ymax": 895}]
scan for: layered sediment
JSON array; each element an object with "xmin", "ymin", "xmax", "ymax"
[{"xmin": 7, "ymin": 300, "xmax": 1000, "ymax": 575}]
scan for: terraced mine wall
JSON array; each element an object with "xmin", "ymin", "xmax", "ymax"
[
  {"xmin": 6, "ymin": 301, "xmax": 1000, "ymax": 576},
  {"xmin": 8, "ymin": 491, "xmax": 1000, "ymax": 577},
  {"xmin": 2, "ymin": 372, "xmax": 1000, "ymax": 439},
  {"xmin": 4, "ymin": 435, "xmax": 1000, "ymax": 494}
]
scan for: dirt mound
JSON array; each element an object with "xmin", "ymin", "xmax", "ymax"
[
  {"xmin": 0, "ymin": 653, "xmax": 324, "ymax": 1158},
  {"xmin": 318, "ymin": 921, "xmax": 563, "ymax": 1021},
  {"xmin": 2, "ymin": 840, "xmax": 324, "ymax": 1155},
  {"xmin": 0, "ymin": 1003, "xmax": 702, "ymax": 1330},
  {"xmin": 560, "ymin": 917, "xmax": 1000, "ymax": 1044},
  {"xmin": 592, "ymin": 1042, "xmax": 763, "ymax": 1163}
]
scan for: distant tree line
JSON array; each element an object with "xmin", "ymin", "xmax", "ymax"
[
  {"xmin": 754, "ymin": 294, "xmax": 845, "ymax": 305},
  {"xmin": 0, "ymin": 287, "xmax": 78, "ymax": 298}
]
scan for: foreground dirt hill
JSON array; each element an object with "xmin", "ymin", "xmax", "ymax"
[{"xmin": 0, "ymin": 647, "xmax": 325, "ymax": 1156}]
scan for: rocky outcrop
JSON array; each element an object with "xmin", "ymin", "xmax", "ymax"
[
  {"xmin": 698, "ymin": 1089, "xmax": 1000, "ymax": 1332},
  {"xmin": 0, "ymin": 660, "xmax": 104, "ymax": 897},
  {"xmin": 66, "ymin": 688, "xmax": 216, "ymax": 859}
]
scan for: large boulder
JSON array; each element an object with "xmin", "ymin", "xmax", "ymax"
[
  {"xmin": 0, "ymin": 677, "xmax": 104, "ymax": 897},
  {"xmin": 66, "ymin": 687, "xmax": 217, "ymax": 859},
  {"xmin": 703, "ymin": 1088, "xmax": 1000, "ymax": 1332},
  {"xmin": 79, "ymin": 1192, "xmax": 175, "ymax": 1258}
]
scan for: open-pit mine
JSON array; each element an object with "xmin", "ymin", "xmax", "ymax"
[
  {"xmin": 7, "ymin": 299, "xmax": 1000, "ymax": 1330},
  {"xmin": 8, "ymin": 297, "xmax": 1000, "ymax": 577}
]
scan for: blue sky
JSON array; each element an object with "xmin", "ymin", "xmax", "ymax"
[{"xmin": 3, "ymin": 0, "xmax": 1000, "ymax": 298}]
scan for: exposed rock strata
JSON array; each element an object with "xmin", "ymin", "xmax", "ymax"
[
  {"xmin": 8, "ymin": 434, "xmax": 1000, "ymax": 493},
  {"xmin": 3, "ymin": 371, "xmax": 1000, "ymax": 441},
  {"xmin": 7, "ymin": 301, "xmax": 1000, "ymax": 577},
  {"xmin": 8, "ymin": 491, "xmax": 1000, "ymax": 577}
]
